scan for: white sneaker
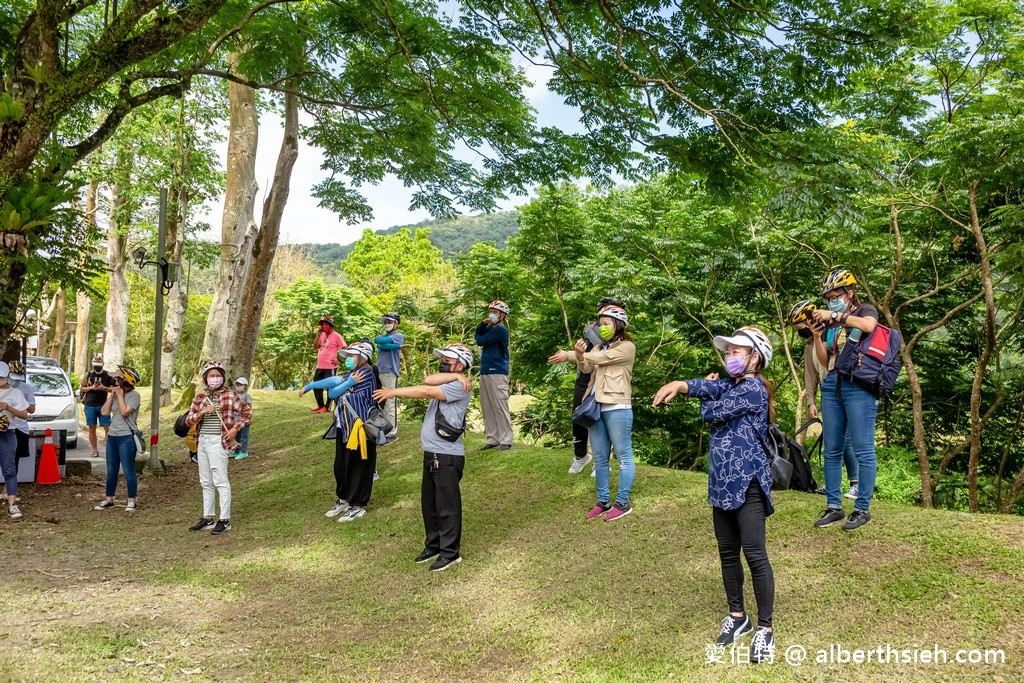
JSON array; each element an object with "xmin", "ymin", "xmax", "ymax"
[
  {"xmin": 325, "ymin": 500, "xmax": 349, "ymax": 518},
  {"xmin": 844, "ymin": 484, "xmax": 859, "ymax": 500},
  {"xmin": 373, "ymin": 471, "xmax": 380, "ymax": 481},
  {"xmin": 8, "ymin": 505, "xmax": 22, "ymax": 519},
  {"xmin": 125, "ymin": 501, "xmax": 137, "ymax": 512},
  {"xmin": 569, "ymin": 453, "xmax": 593, "ymax": 475},
  {"xmin": 337, "ymin": 507, "xmax": 366, "ymax": 523}
]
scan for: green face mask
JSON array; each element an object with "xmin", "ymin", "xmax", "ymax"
[
  {"xmin": 344, "ymin": 357, "xmax": 357, "ymax": 371},
  {"xmin": 599, "ymin": 325, "xmax": 615, "ymax": 341}
]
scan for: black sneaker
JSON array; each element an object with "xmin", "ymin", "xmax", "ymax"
[
  {"xmin": 750, "ymin": 627, "xmax": 775, "ymax": 664},
  {"xmin": 715, "ymin": 614, "xmax": 752, "ymax": 646},
  {"xmin": 814, "ymin": 508, "xmax": 846, "ymax": 528},
  {"xmin": 415, "ymin": 549, "xmax": 440, "ymax": 564},
  {"xmin": 429, "ymin": 556, "xmax": 462, "ymax": 572},
  {"xmin": 211, "ymin": 519, "xmax": 231, "ymax": 535},
  {"xmin": 188, "ymin": 517, "xmax": 215, "ymax": 532},
  {"xmin": 480, "ymin": 444, "xmax": 498, "ymax": 451},
  {"xmin": 843, "ymin": 510, "xmax": 871, "ymax": 531},
  {"xmin": 498, "ymin": 444, "xmax": 512, "ymax": 451}
]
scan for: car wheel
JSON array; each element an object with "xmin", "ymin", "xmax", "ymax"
[{"xmin": 69, "ymin": 438, "xmax": 78, "ymax": 449}]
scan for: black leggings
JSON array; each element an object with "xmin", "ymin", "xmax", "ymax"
[
  {"xmin": 572, "ymin": 380, "xmax": 590, "ymax": 459},
  {"xmin": 313, "ymin": 368, "xmax": 336, "ymax": 409},
  {"xmin": 712, "ymin": 479, "xmax": 774, "ymax": 628}
]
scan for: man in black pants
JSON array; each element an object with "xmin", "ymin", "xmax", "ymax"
[
  {"xmin": 547, "ymin": 297, "xmax": 627, "ymax": 475},
  {"xmin": 374, "ymin": 343, "xmax": 473, "ymax": 572}
]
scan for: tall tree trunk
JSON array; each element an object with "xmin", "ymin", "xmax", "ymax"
[
  {"xmin": 73, "ymin": 179, "xmax": 99, "ymax": 376},
  {"xmin": 966, "ymin": 180, "xmax": 998, "ymax": 513},
  {"xmin": 199, "ymin": 52, "xmax": 259, "ymax": 376},
  {"xmin": 231, "ymin": 88, "xmax": 299, "ymax": 379},
  {"xmin": 102, "ymin": 178, "xmax": 131, "ymax": 367},
  {"xmin": 46, "ymin": 287, "xmax": 67, "ymax": 359},
  {"xmin": 901, "ymin": 350, "xmax": 933, "ymax": 508},
  {"xmin": 74, "ymin": 290, "xmax": 92, "ymax": 376},
  {"xmin": 159, "ymin": 100, "xmax": 194, "ymax": 406}
]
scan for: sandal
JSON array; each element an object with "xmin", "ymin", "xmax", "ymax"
[{"xmin": 91, "ymin": 451, "xmax": 99, "ymax": 458}]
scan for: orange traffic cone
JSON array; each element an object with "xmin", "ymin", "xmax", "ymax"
[{"xmin": 37, "ymin": 428, "xmax": 61, "ymax": 485}]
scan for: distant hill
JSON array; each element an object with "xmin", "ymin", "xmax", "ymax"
[{"xmin": 292, "ymin": 210, "xmax": 520, "ymax": 272}]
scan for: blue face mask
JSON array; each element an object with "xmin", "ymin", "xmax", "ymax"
[
  {"xmin": 724, "ymin": 355, "xmax": 749, "ymax": 377},
  {"xmin": 487, "ymin": 313, "xmax": 500, "ymax": 324},
  {"xmin": 827, "ymin": 297, "xmax": 848, "ymax": 314},
  {"xmin": 344, "ymin": 357, "xmax": 356, "ymax": 371}
]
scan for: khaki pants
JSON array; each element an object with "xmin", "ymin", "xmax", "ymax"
[
  {"xmin": 479, "ymin": 373, "xmax": 513, "ymax": 447},
  {"xmin": 379, "ymin": 372, "xmax": 399, "ymax": 437}
]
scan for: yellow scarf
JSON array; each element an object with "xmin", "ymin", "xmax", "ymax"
[{"xmin": 345, "ymin": 417, "xmax": 368, "ymax": 460}]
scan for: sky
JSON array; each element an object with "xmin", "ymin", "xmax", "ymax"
[{"xmin": 198, "ymin": 60, "xmax": 584, "ymax": 247}]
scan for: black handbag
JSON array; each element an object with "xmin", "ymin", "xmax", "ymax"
[
  {"xmin": 571, "ymin": 390, "xmax": 601, "ymax": 429},
  {"xmin": 362, "ymin": 405, "xmax": 394, "ymax": 441}
]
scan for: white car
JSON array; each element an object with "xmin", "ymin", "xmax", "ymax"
[{"xmin": 25, "ymin": 366, "xmax": 80, "ymax": 449}]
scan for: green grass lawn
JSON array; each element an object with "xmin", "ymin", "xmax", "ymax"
[{"xmin": 4, "ymin": 389, "xmax": 1023, "ymax": 682}]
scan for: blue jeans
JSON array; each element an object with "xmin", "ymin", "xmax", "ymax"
[
  {"xmin": 0, "ymin": 431, "xmax": 17, "ymax": 497},
  {"xmin": 237, "ymin": 425, "xmax": 250, "ymax": 452},
  {"xmin": 588, "ymin": 408, "xmax": 636, "ymax": 506},
  {"xmin": 842, "ymin": 431, "xmax": 859, "ymax": 483},
  {"xmin": 821, "ymin": 374, "xmax": 877, "ymax": 511},
  {"xmin": 105, "ymin": 434, "xmax": 138, "ymax": 498}
]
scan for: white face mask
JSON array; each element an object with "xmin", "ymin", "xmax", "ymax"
[
  {"xmin": 384, "ymin": 324, "xmax": 395, "ymax": 332},
  {"xmin": 207, "ymin": 376, "xmax": 224, "ymax": 389}
]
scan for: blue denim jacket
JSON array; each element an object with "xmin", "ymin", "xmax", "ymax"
[{"xmin": 686, "ymin": 377, "xmax": 774, "ymax": 515}]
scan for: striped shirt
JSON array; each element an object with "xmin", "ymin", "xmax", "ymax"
[{"xmin": 336, "ymin": 366, "xmax": 381, "ymax": 443}]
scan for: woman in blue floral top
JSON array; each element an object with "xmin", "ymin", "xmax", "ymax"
[{"xmin": 653, "ymin": 326, "xmax": 776, "ymax": 664}]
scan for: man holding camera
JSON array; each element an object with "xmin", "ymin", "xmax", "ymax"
[{"xmin": 79, "ymin": 354, "xmax": 114, "ymax": 458}]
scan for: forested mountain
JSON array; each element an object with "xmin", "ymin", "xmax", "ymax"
[{"xmin": 292, "ymin": 210, "xmax": 519, "ymax": 271}]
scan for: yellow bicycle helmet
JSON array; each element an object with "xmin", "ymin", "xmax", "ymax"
[
  {"xmin": 785, "ymin": 300, "xmax": 817, "ymax": 325},
  {"xmin": 819, "ymin": 268, "xmax": 857, "ymax": 297},
  {"xmin": 118, "ymin": 365, "xmax": 141, "ymax": 386}
]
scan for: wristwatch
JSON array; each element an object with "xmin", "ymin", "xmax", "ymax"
[{"xmin": 830, "ymin": 311, "xmax": 839, "ymax": 322}]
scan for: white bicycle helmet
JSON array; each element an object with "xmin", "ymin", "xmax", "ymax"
[
  {"xmin": 597, "ymin": 305, "xmax": 628, "ymax": 327},
  {"xmin": 713, "ymin": 326, "xmax": 774, "ymax": 368},
  {"xmin": 488, "ymin": 300, "xmax": 510, "ymax": 316}
]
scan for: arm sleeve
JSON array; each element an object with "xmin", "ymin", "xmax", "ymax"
[
  {"xmin": 374, "ymin": 334, "xmax": 403, "ymax": 351},
  {"xmin": 303, "ymin": 376, "xmax": 345, "ymax": 392},
  {"xmin": 326, "ymin": 376, "xmax": 358, "ymax": 400}
]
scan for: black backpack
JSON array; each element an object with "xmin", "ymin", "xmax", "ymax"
[
  {"xmin": 786, "ymin": 419, "xmax": 821, "ymax": 493},
  {"xmin": 173, "ymin": 413, "xmax": 190, "ymax": 438},
  {"xmin": 757, "ymin": 422, "xmax": 794, "ymax": 491}
]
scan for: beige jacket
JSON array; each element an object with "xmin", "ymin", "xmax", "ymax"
[{"xmin": 578, "ymin": 340, "xmax": 636, "ymax": 405}]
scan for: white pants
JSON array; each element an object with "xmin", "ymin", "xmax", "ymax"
[
  {"xmin": 198, "ymin": 434, "xmax": 231, "ymax": 519},
  {"xmin": 479, "ymin": 373, "xmax": 513, "ymax": 447},
  {"xmin": 379, "ymin": 372, "xmax": 399, "ymax": 437}
]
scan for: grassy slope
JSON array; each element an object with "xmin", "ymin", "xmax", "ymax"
[{"xmin": 2, "ymin": 389, "xmax": 1023, "ymax": 682}]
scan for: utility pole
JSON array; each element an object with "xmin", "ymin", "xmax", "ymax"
[
  {"xmin": 134, "ymin": 189, "xmax": 177, "ymax": 475},
  {"xmin": 149, "ymin": 189, "xmax": 168, "ymax": 474}
]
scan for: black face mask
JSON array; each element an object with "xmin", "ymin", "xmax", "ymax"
[
  {"xmin": 93, "ymin": 365, "xmax": 103, "ymax": 373},
  {"xmin": 797, "ymin": 328, "xmax": 813, "ymax": 339},
  {"xmin": 439, "ymin": 361, "xmax": 453, "ymax": 373}
]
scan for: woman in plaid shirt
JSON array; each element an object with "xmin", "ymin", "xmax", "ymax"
[{"xmin": 184, "ymin": 361, "xmax": 252, "ymax": 535}]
